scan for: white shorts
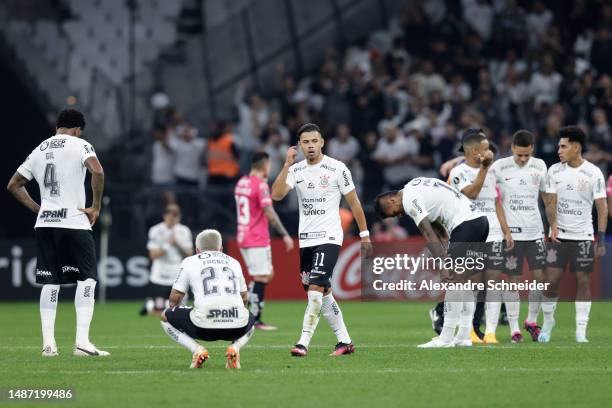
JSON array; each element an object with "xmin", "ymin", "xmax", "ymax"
[{"xmin": 239, "ymin": 246, "xmax": 272, "ymax": 277}]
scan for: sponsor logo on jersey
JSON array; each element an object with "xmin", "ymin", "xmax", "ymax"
[
  {"xmin": 206, "ymin": 307, "xmax": 239, "ymax": 319},
  {"xmin": 412, "ymin": 199, "xmax": 423, "ymax": 214},
  {"xmin": 46, "ymin": 152, "xmax": 54, "ymax": 160},
  {"xmin": 319, "ymin": 174, "xmax": 330, "ymax": 188},
  {"xmin": 520, "ymin": 179, "xmax": 527, "ymax": 186},
  {"xmin": 49, "ymin": 139, "xmax": 66, "ymax": 149},
  {"xmin": 342, "ymin": 170, "xmax": 350, "ymax": 187},
  {"xmin": 39, "ymin": 208, "xmax": 68, "ymax": 221},
  {"xmin": 566, "ymin": 184, "xmax": 574, "ymax": 191},
  {"xmin": 62, "ymin": 265, "xmax": 80, "ymax": 274},
  {"xmin": 307, "ymin": 182, "xmax": 315, "ymax": 189},
  {"xmin": 299, "ymin": 231, "xmax": 326, "ymax": 240},
  {"xmin": 320, "ymin": 163, "xmax": 336, "ymax": 172}
]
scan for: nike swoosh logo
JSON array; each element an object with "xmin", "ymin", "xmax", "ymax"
[
  {"xmin": 76, "ymin": 347, "xmax": 99, "ymax": 355},
  {"xmin": 505, "ymin": 178, "xmax": 512, "ymax": 181},
  {"xmin": 296, "ymin": 180, "xmax": 303, "ymax": 184}
]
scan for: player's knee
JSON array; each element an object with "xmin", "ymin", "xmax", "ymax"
[{"xmin": 575, "ymin": 273, "xmax": 590, "ymax": 289}]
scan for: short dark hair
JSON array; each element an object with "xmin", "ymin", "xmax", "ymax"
[
  {"xmin": 373, "ymin": 191, "xmax": 398, "ymax": 219},
  {"xmin": 251, "ymin": 151, "xmax": 270, "ymax": 169},
  {"xmin": 512, "ymin": 130, "xmax": 534, "ymax": 147},
  {"xmin": 297, "ymin": 123, "xmax": 322, "ymax": 140},
  {"xmin": 459, "ymin": 128, "xmax": 486, "ymax": 152},
  {"xmin": 558, "ymin": 125, "xmax": 587, "ymax": 147},
  {"xmin": 56, "ymin": 109, "xmax": 86, "ymax": 130}
]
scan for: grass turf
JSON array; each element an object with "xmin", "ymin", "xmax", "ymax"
[{"xmin": 0, "ymin": 300, "xmax": 610, "ymax": 408}]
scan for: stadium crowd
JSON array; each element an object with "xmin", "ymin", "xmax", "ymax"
[{"xmin": 150, "ymin": 0, "xmax": 612, "ymax": 205}]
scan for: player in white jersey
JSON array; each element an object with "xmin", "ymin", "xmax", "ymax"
[
  {"xmin": 448, "ymin": 129, "xmax": 514, "ymax": 344},
  {"xmin": 161, "ymin": 230, "xmax": 254, "ymax": 369},
  {"xmin": 539, "ymin": 126, "xmax": 608, "ymax": 343},
  {"xmin": 140, "ymin": 204, "xmax": 193, "ymax": 316},
  {"xmin": 6, "ymin": 110, "xmax": 108, "ymax": 357},
  {"xmin": 489, "ymin": 130, "xmax": 556, "ymax": 342},
  {"xmin": 271, "ymin": 123, "xmax": 371, "ymax": 357},
  {"xmin": 375, "ymin": 177, "xmax": 489, "ymax": 348}
]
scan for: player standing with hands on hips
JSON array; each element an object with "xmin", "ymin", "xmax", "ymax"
[{"xmin": 271, "ymin": 123, "xmax": 372, "ymax": 357}]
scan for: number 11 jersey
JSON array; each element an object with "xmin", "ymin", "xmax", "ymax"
[{"xmin": 17, "ymin": 134, "xmax": 97, "ymax": 230}]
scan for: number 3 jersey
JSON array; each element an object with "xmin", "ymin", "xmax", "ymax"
[
  {"xmin": 173, "ymin": 251, "xmax": 249, "ymax": 329},
  {"xmin": 17, "ymin": 134, "xmax": 97, "ymax": 230},
  {"xmin": 286, "ymin": 155, "xmax": 355, "ymax": 248}
]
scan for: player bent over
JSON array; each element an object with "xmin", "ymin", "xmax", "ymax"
[
  {"xmin": 375, "ymin": 177, "xmax": 488, "ymax": 347},
  {"xmin": 271, "ymin": 123, "xmax": 372, "ymax": 357},
  {"xmin": 161, "ymin": 230, "xmax": 255, "ymax": 369}
]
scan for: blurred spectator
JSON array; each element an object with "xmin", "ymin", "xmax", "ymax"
[
  {"xmin": 529, "ymin": 56, "xmax": 562, "ymax": 109},
  {"xmin": 526, "ymin": 0, "xmax": 553, "ymax": 49},
  {"xmin": 151, "ymin": 128, "xmax": 175, "ymax": 186},
  {"xmin": 372, "ymin": 122, "xmax": 419, "ymax": 187},
  {"xmin": 591, "ymin": 27, "xmax": 612, "ymax": 75},
  {"xmin": 463, "ymin": 0, "xmax": 493, "ymax": 41},
  {"xmin": 327, "ymin": 124, "xmax": 360, "ymax": 163},
  {"xmin": 262, "ymin": 128, "xmax": 289, "ymax": 180},
  {"xmin": 207, "ymin": 121, "xmax": 240, "ymax": 185},
  {"xmin": 372, "ymin": 218, "xmax": 409, "ymax": 241},
  {"xmin": 235, "ymin": 81, "xmax": 270, "ymax": 151},
  {"xmin": 168, "ymin": 122, "xmax": 205, "ymax": 187}
]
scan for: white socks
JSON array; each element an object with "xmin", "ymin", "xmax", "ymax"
[
  {"xmin": 161, "ymin": 321, "xmax": 201, "ymax": 353},
  {"xmin": 40, "ymin": 285, "xmax": 60, "ymax": 348},
  {"xmin": 297, "ymin": 291, "xmax": 322, "ymax": 347},
  {"xmin": 321, "ymin": 294, "xmax": 351, "ymax": 344},
  {"xmin": 75, "ymin": 279, "xmax": 96, "ymax": 346},
  {"xmin": 232, "ymin": 326, "xmax": 255, "ymax": 351},
  {"xmin": 439, "ymin": 291, "xmax": 462, "ymax": 343},
  {"xmin": 541, "ymin": 296, "xmax": 558, "ymax": 328},
  {"xmin": 503, "ymin": 290, "xmax": 520, "ymax": 334},
  {"xmin": 527, "ymin": 289, "xmax": 542, "ymax": 324},
  {"xmin": 456, "ymin": 291, "xmax": 476, "ymax": 341},
  {"xmin": 575, "ymin": 301, "xmax": 591, "ymax": 338},
  {"xmin": 485, "ymin": 292, "xmax": 501, "ymax": 334}
]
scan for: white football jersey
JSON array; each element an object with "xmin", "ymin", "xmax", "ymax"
[
  {"xmin": 286, "ymin": 155, "xmax": 355, "ymax": 248},
  {"xmin": 490, "ymin": 157, "xmax": 547, "ymax": 241},
  {"xmin": 546, "ymin": 160, "xmax": 606, "ymax": 240},
  {"xmin": 17, "ymin": 134, "xmax": 97, "ymax": 230},
  {"xmin": 146, "ymin": 222, "xmax": 193, "ymax": 286},
  {"xmin": 173, "ymin": 251, "xmax": 249, "ymax": 329},
  {"xmin": 449, "ymin": 163, "xmax": 503, "ymax": 242},
  {"xmin": 402, "ymin": 177, "xmax": 482, "ymax": 235}
]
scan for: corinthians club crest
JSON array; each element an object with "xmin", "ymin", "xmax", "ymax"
[
  {"xmin": 505, "ymin": 255, "xmax": 518, "ymax": 271},
  {"xmin": 546, "ymin": 248, "xmax": 557, "ymax": 263},
  {"xmin": 319, "ymin": 174, "xmax": 330, "ymax": 188}
]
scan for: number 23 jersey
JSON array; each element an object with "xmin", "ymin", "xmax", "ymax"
[
  {"xmin": 173, "ymin": 251, "xmax": 249, "ymax": 329},
  {"xmin": 17, "ymin": 134, "xmax": 97, "ymax": 230}
]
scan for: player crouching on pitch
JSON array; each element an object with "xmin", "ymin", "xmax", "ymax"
[{"xmin": 160, "ymin": 229, "xmax": 255, "ymax": 369}]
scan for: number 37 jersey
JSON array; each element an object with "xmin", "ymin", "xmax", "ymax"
[
  {"xmin": 173, "ymin": 251, "xmax": 249, "ymax": 329},
  {"xmin": 17, "ymin": 134, "xmax": 97, "ymax": 230}
]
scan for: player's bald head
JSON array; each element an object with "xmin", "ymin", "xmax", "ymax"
[{"xmin": 196, "ymin": 229, "xmax": 222, "ymax": 252}]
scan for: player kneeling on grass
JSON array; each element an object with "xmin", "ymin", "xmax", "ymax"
[{"xmin": 160, "ymin": 229, "xmax": 255, "ymax": 369}]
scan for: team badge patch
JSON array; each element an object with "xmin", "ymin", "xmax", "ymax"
[
  {"xmin": 319, "ymin": 174, "xmax": 330, "ymax": 188},
  {"xmin": 505, "ymin": 255, "xmax": 518, "ymax": 271},
  {"xmin": 546, "ymin": 248, "xmax": 557, "ymax": 263}
]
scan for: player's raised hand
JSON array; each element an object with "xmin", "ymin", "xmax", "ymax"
[
  {"xmin": 79, "ymin": 207, "xmax": 100, "ymax": 226},
  {"xmin": 285, "ymin": 146, "xmax": 298, "ymax": 167},
  {"xmin": 479, "ymin": 150, "xmax": 494, "ymax": 168},
  {"xmin": 283, "ymin": 235, "xmax": 295, "ymax": 251}
]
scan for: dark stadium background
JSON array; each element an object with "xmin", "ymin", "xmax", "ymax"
[{"xmin": 1, "ymin": 0, "xmax": 611, "ymax": 300}]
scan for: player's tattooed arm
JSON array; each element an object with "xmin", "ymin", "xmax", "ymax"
[
  {"xmin": 417, "ymin": 218, "xmax": 446, "ymax": 259},
  {"xmin": 263, "ymin": 206, "xmax": 294, "ymax": 251},
  {"xmin": 80, "ymin": 156, "xmax": 105, "ymax": 226},
  {"xmin": 495, "ymin": 196, "xmax": 514, "ymax": 250},
  {"xmin": 6, "ymin": 172, "xmax": 40, "ymax": 214},
  {"xmin": 168, "ymin": 289, "xmax": 185, "ymax": 308},
  {"xmin": 595, "ymin": 197, "xmax": 608, "ymax": 257},
  {"xmin": 542, "ymin": 192, "xmax": 559, "ymax": 242}
]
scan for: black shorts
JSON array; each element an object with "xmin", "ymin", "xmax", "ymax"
[
  {"xmin": 448, "ymin": 216, "xmax": 489, "ymax": 266},
  {"xmin": 546, "ymin": 239, "xmax": 595, "ymax": 273},
  {"xmin": 486, "ymin": 241, "xmax": 505, "ymax": 271},
  {"xmin": 165, "ymin": 307, "xmax": 255, "ymax": 341},
  {"xmin": 149, "ymin": 283, "xmax": 172, "ymax": 299},
  {"xmin": 503, "ymin": 239, "xmax": 546, "ymax": 276},
  {"xmin": 35, "ymin": 227, "xmax": 98, "ymax": 285},
  {"xmin": 299, "ymin": 244, "xmax": 341, "ymax": 290}
]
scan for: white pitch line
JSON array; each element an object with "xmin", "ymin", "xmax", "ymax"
[{"xmin": 30, "ymin": 367, "xmax": 612, "ymax": 376}]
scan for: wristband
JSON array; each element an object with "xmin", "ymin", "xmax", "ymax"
[{"xmin": 359, "ymin": 230, "xmax": 370, "ymax": 238}]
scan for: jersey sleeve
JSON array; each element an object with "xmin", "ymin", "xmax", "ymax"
[
  {"xmin": 449, "ymin": 167, "xmax": 471, "ymax": 192},
  {"xmin": 403, "ymin": 191, "xmax": 429, "ymax": 227},
  {"xmin": 146, "ymin": 227, "xmax": 161, "ymax": 251},
  {"xmin": 285, "ymin": 166, "xmax": 296, "ymax": 189},
  {"xmin": 258, "ymin": 181, "xmax": 272, "ymax": 208},
  {"xmin": 172, "ymin": 260, "xmax": 189, "ymax": 293},
  {"xmin": 488, "ymin": 160, "xmax": 500, "ymax": 182},
  {"xmin": 178, "ymin": 227, "xmax": 194, "ymax": 251},
  {"xmin": 338, "ymin": 163, "xmax": 356, "ymax": 195},
  {"xmin": 16, "ymin": 154, "xmax": 35, "ymax": 181},
  {"xmin": 81, "ymin": 141, "xmax": 97, "ymax": 166},
  {"xmin": 593, "ymin": 168, "xmax": 607, "ymax": 200},
  {"xmin": 545, "ymin": 166, "xmax": 557, "ymax": 194}
]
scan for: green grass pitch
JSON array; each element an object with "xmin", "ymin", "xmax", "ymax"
[{"xmin": 1, "ymin": 301, "xmax": 611, "ymax": 407}]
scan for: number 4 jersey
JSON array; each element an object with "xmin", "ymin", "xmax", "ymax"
[
  {"xmin": 17, "ymin": 134, "xmax": 97, "ymax": 230},
  {"xmin": 173, "ymin": 251, "xmax": 249, "ymax": 329}
]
